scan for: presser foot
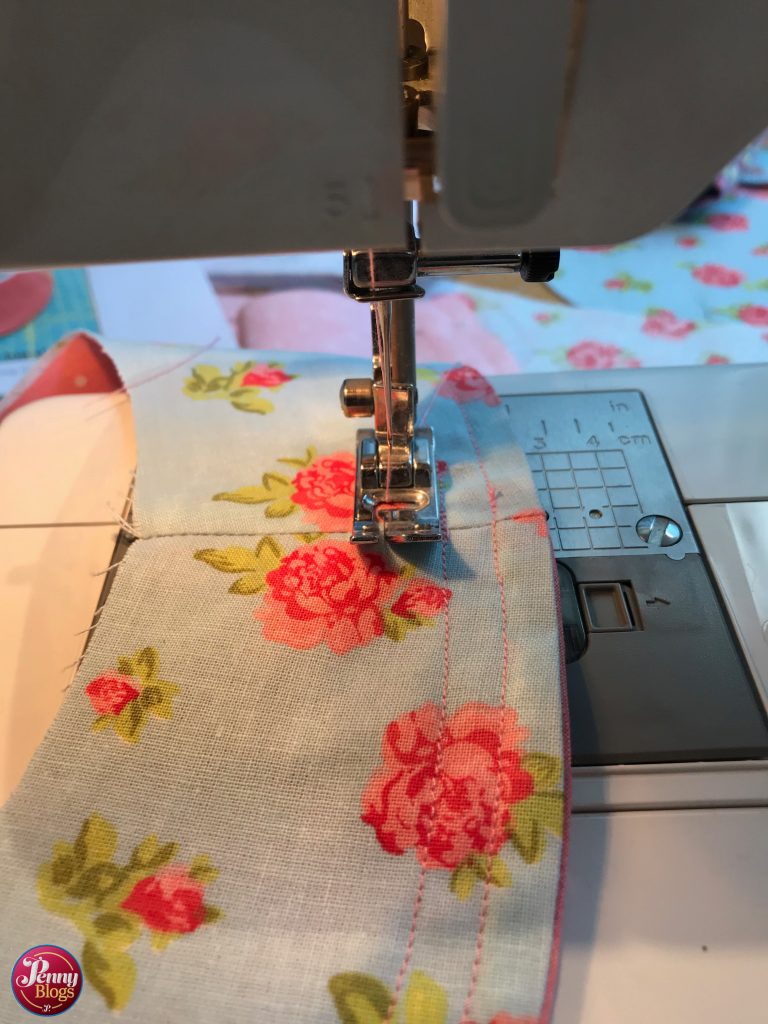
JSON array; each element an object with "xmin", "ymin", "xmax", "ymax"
[{"xmin": 350, "ymin": 426, "xmax": 442, "ymax": 544}]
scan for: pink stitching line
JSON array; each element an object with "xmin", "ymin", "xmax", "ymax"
[
  {"xmin": 457, "ymin": 396, "xmax": 511, "ymax": 1024},
  {"xmin": 538, "ymin": 553, "xmax": 573, "ymax": 1024},
  {"xmin": 383, "ymin": 447, "xmax": 452, "ymax": 1023},
  {"xmin": 84, "ymin": 335, "xmax": 223, "ymax": 420},
  {"xmin": 415, "ymin": 362, "xmax": 461, "ymax": 430}
]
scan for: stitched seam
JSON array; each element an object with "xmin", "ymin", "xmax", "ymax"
[
  {"xmin": 383, "ymin": 475, "xmax": 452, "ymax": 1023},
  {"xmin": 458, "ymin": 402, "xmax": 510, "ymax": 1024},
  {"xmin": 127, "ymin": 514, "xmax": 531, "ymax": 542}
]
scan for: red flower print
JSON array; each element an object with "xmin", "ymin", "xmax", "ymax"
[
  {"xmin": 566, "ymin": 341, "xmax": 622, "ymax": 370},
  {"xmin": 691, "ymin": 263, "xmax": 744, "ymax": 287},
  {"xmin": 641, "ymin": 309, "xmax": 696, "ymax": 339},
  {"xmin": 241, "ymin": 364, "xmax": 293, "ymax": 388},
  {"xmin": 291, "ymin": 451, "xmax": 356, "ymax": 531},
  {"xmin": 255, "ymin": 541, "xmax": 399, "ymax": 655},
  {"xmin": 706, "ymin": 354, "xmax": 730, "ymax": 364},
  {"xmin": 512, "ymin": 508, "xmax": 548, "ymax": 537},
  {"xmin": 437, "ymin": 365, "xmax": 500, "ymax": 406},
  {"xmin": 391, "ymin": 581, "xmax": 452, "ymax": 621},
  {"xmin": 676, "ymin": 236, "xmax": 700, "ymax": 248},
  {"xmin": 706, "ymin": 213, "xmax": 748, "ymax": 231},
  {"xmin": 361, "ymin": 702, "xmax": 534, "ymax": 869},
  {"xmin": 603, "ymin": 278, "xmax": 627, "ymax": 290},
  {"xmin": 736, "ymin": 304, "xmax": 768, "ymax": 327},
  {"xmin": 85, "ymin": 673, "xmax": 140, "ymax": 715},
  {"xmin": 121, "ymin": 865, "xmax": 205, "ymax": 934}
]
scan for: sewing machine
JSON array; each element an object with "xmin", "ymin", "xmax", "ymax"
[{"xmin": 2, "ymin": 2, "xmax": 768, "ymax": 1021}]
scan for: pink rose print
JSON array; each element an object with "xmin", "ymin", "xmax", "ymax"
[
  {"xmin": 753, "ymin": 244, "xmax": 768, "ymax": 256},
  {"xmin": 737, "ymin": 304, "xmax": 768, "ymax": 327},
  {"xmin": 291, "ymin": 451, "xmax": 356, "ymax": 531},
  {"xmin": 602, "ymin": 272, "xmax": 651, "ymax": 293},
  {"xmin": 706, "ymin": 213, "xmax": 748, "ymax": 231},
  {"xmin": 513, "ymin": 508, "xmax": 549, "ymax": 537},
  {"xmin": 361, "ymin": 702, "xmax": 534, "ymax": 870},
  {"xmin": 691, "ymin": 263, "xmax": 744, "ymax": 287},
  {"xmin": 534, "ymin": 311, "xmax": 559, "ymax": 325},
  {"xmin": 706, "ymin": 354, "xmax": 730, "ymax": 364},
  {"xmin": 241, "ymin": 364, "xmax": 294, "ymax": 388},
  {"xmin": 676, "ymin": 235, "xmax": 700, "ymax": 248},
  {"xmin": 437, "ymin": 365, "xmax": 500, "ymax": 406},
  {"xmin": 85, "ymin": 648, "xmax": 180, "ymax": 744},
  {"xmin": 566, "ymin": 341, "xmax": 640, "ymax": 370},
  {"xmin": 121, "ymin": 865, "xmax": 205, "ymax": 934},
  {"xmin": 391, "ymin": 581, "xmax": 452, "ymax": 621},
  {"xmin": 255, "ymin": 541, "xmax": 399, "ymax": 655},
  {"xmin": 85, "ymin": 673, "xmax": 140, "ymax": 715},
  {"xmin": 641, "ymin": 309, "xmax": 696, "ymax": 340},
  {"xmin": 38, "ymin": 816, "xmax": 221, "ymax": 1012}
]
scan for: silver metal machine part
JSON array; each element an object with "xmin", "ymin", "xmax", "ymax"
[
  {"xmin": 341, "ymin": 229, "xmax": 442, "ymax": 544},
  {"xmin": 503, "ymin": 391, "xmax": 698, "ymax": 558}
]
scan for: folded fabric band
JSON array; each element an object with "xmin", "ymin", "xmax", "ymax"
[{"xmin": 0, "ymin": 338, "xmax": 569, "ymax": 1023}]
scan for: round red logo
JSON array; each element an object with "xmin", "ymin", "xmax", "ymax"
[{"xmin": 10, "ymin": 946, "xmax": 83, "ymax": 1016}]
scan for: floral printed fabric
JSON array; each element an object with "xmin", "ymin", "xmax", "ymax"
[
  {"xmin": 84, "ymin": 647, "xmax": 179, "ymax": 743},
  {"xmin": 195, "ymin": 535, "xmax": 451, "ymax": 656},
  {"xmin": 550, "ymin": 174, "xmax": 768, "ymax": 328},
  {"xmin": 37, "ymin": 815, "xmax": 221, "ymax": 1011},
  {"xmin": 361, "ymin": 702, "xmax": 563, "ymax": 893},
  {"xmin": 0, "ymin": 340, "xmax": 566, "ymax": 1023},
  {"xmin": 419, "ymin": 278, "xmax": 768, "ymax": 374}
]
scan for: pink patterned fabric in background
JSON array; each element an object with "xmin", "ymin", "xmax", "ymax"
[{"xmin": 219, "ymin": 280, "xmax": 768, "ymax": 375}]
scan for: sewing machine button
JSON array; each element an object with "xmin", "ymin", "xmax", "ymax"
[
  {"xmin": 579, "ymin": 582, "xmax": 635, "ymax": 632},
  {"xmin": 636, "ymin": 514, "xmax": 682, "ymax": 547}
]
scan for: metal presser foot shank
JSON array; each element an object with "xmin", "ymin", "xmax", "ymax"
[
  {"xmin": 339, "ymin": 230, "xmax": 559, "ymax": 544},
  {"xmin": 340, "ymin": 247, "xmax": 441, "ymax": 544}
]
